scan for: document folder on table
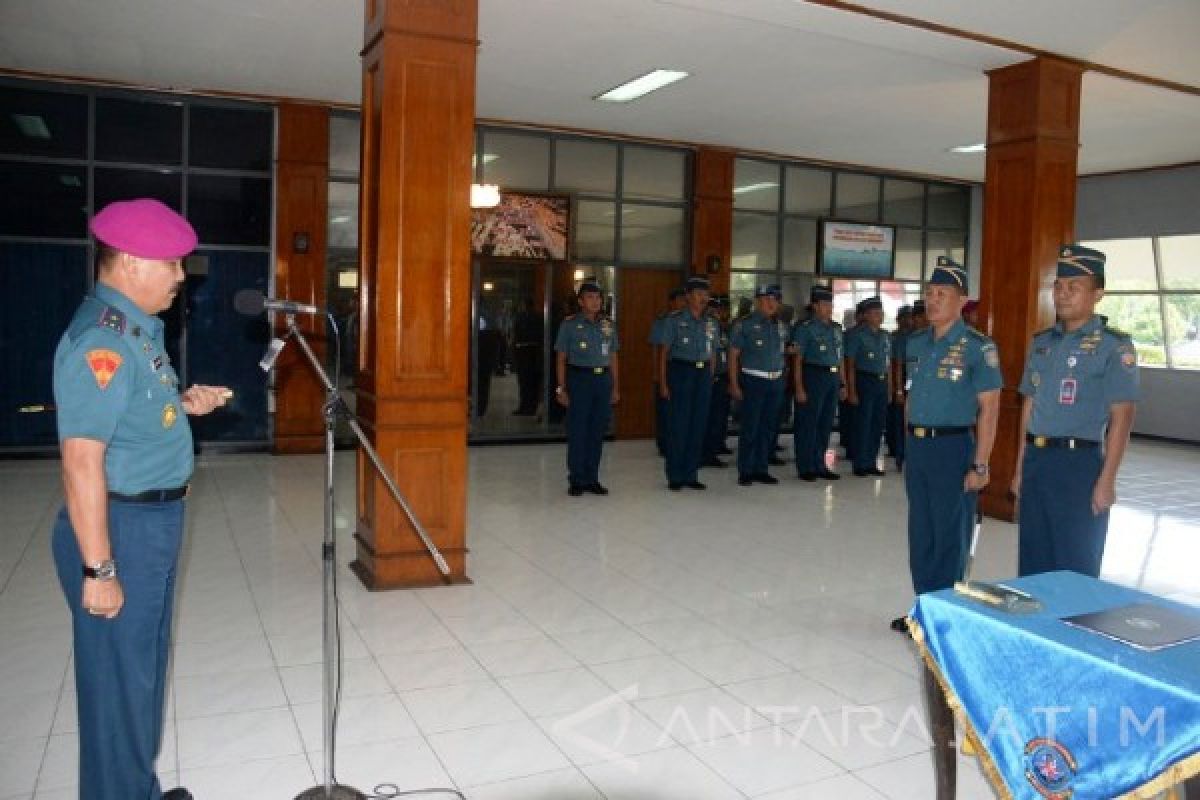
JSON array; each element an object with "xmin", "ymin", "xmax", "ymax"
[{"xmin": 1062, "ymin": 602, "xmax": 1200, "ymax": 651}]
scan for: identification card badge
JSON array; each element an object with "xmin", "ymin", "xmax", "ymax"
[
  {"xmin": 1059, "ymin": 377, "xmax": 1077, "ymax": 405},
  {"xmin": 904, "ymin": 378, "xmax": 912, "ymax": 391},
  {"xmin": 601, "ymin": 342, "xmax": 609, "ymax": 356}
]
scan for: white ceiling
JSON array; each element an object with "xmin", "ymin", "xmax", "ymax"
[{"xmin": 1, "ymin": 0, "xmax": 1197, "ymax": 181}]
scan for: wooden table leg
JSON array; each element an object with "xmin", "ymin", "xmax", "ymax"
[
  {"xmin": 1183, "ymin": 773, "xmax": 1200, "ymax": 797},
  {"xmin": 924, "ymin": 662, "xmax": 957, "ymax": 800}
]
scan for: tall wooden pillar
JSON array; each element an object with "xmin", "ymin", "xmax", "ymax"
[
  {"xmin": 272, "ymin": 103, "xmax": 330, "ymax": 455},
  {"xmin": 691, "ymin": 147, "xmax": 734, "ymax": 292},
  {"xmin": 351, "ymin": 0, "xmax": 476, "ymax": 587},
  {"xmin": 977, "ymin": 57, "xmax": 1083, "ymax": 521}
]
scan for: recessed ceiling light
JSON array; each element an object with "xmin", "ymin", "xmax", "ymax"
[
  {"xmin": 733, "ymin": 182, "xmax": 778, "ymax": 195},
  {"xmin": 12, "ymin": 113, "xmax": 51, "ymax": 139},
  {"xmin": 594, "ymin": 70, "xmax": 689, "ymax": 103},
  {"xmin": 949, "ymin": 143, "xmax": 987, "ymax": 154}
]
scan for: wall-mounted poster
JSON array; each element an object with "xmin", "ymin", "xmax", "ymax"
[
  {"xmin": 818, "ymin": 220, "xmax": 896, "ymax": 279},
  {"xmin": 471, "ymin": 192, "xmax": 570, "ymax": 261}
]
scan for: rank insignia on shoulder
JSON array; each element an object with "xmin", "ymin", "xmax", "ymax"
[
  {"xmin": 97, "ymin": 306, "xmax": 126, "ymax": 335},
  {"xmin": 983, "ymin": 346, "xmax": 999, "ymax": 368},
  {"xmin": 85, "ymin": 349, "xmax": 123, "ymax": 390}
]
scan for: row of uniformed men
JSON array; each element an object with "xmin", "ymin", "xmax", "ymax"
[{"xmin": 551, "ymin": 246, "xmax": 1139, "ymax": 637}]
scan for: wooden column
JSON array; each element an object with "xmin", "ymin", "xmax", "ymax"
[
  {"xmin": 272, "ymin": 103, "xmax": 330, "ymax": 455},
  {"xmin": 691, "ymin": 146, "xmax": 734, "ymax": 291},
  {"xmin": 351, "ymin": 0, "xmax": 475, "ymax": 588},
  {"xmin": 977, "ymin": 57, "xmax": 1083, "ymax": 521}
]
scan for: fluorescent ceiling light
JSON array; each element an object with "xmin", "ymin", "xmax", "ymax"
[
  {"xmin": 471, "ymin": 153, "xmax": 500, "ymax": 168},
  {"xmin": 470, "ymin": 183, "xmax": 501, "ymax": 208},
  {"xmin": 733, "ymin": 182, "xmax": 778, "ymax": 195},
  {"xmin": 337, "ymin": 270, "xmax": 359, "ymax": 289},
  {"xmin": 331, "ymin": 215, "xmax": 351, "ymax": 224},
  {"xmin": 12, "ymin": 113, "xmax": 51, "ymax": 139},
  {"xmin": 949, "ymin": 143, "xmax": 987, "ymax": 154},
  {"xmin": 594, "ymin": 69, "xmax": 689, "ymax": 103}
]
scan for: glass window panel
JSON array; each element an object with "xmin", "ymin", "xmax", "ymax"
[
  {"xmin": 882, "ymin": 179, "xmax": 924, "ymax": 226},
  {"xmin": 778, "ymin": 274, "xmax": 813, "ymax": 322},
  {"xmin": 926, "ymin": 231, "xmax": 967, "ymax": 280},
  {"xmin": 927, "ymin": 184, "xmax": 969, "ymax": 229},
  {"xmin": 835, "ymin": 173, "xmax": 879, "ymax": 222},
  {"xmin": 95, "ymin": 97, "xmax": 183, "ymax": 165},
  {"xmin": 832, "ymin": 280, "xmax": 858, "ymax": 326},
  {"xmin": 1164, "ymin": 294, "xmax": 1200, "ymax": 369},
  {"xmin": 329, "ymin": 114, "xmax": 361, "ymax": 177},
  {"xmin": 574, "ymin": 199, "xmax": 616, "ymax": 262},
  {"xmin": 1097, "ymin": 294, "xmax": 1166, "ymax": 367},
  {"xmin": 0, "ymin": 86, "xmax": 88, "ymax": 158},
  {"xmin": 781, "ymin": 216, "xmax": 817, "ymax": 273},
  {"xmin": 732, "ymin": 212, "xmax": 778, "ymax": 270},
  {"xmin": 554, "ymin": 138, "xmax": 617, "ymax": 195},
  {"xmin": 1159, "ymin": 235, "xmax": 1200, "ymax": 290},
  {"xmin": 1080, "ymin": 238, "xmax": 1157, "ymax": 290},
  {"xmin": 784, "ymin": 166, "xmax": 831, "ymax": 216},
  {"xmin": 186, "ymin": 175, "xmax": 271, "ymax": 246},
  {"xmin": 894, "ymin": 228, "xmax": 923, "ymax": 281},
  {"xmin": 189, "ymin": 105, "xmax": 272, "ymax": 171},
  {"xmin": 879, "ymin": 280, "xmax": 919, "ymax": 327},
  {"xmin": 481, "ymin": 131, "xmax": 549, "ymax": 191},
  {"xmin": 730, "ymin": 271, "xmax": 766, "ymax": 319},
  {"xmin": 0, "ymin": 161, "xmax": 87, "ymax": 238},
  {"xmin": 622, "ymin": 146, "xmax": 686, "ymax": 202},
  {"xmin": 94, "ymin": 168, "xmax": 182, "ymax": 212},
  {"xmin": 619, "ymin": 204, "xmax": 685, "ymax": 264},
  {"xmin": 328, "ymin": 181, "xmax": 359, "ymax": 249},
  {"xmin": 734, "ymin": 159, "xmax": 779, "ymax": 212}
]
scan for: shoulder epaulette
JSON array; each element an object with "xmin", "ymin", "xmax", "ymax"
[
  {"xmin": 1033, "ymin": 325, "xmax": 1055, "ymax": 338},
  {"xmin": 97, "ymin": 305, "xmax": 127, "ymax": 336},
  {"xmin": 1103, "ymin": 325, "xmax": 1131, "ymax": 340},
  {"xmin": 668, "ymin": 309, "xmax": 683, "ymax": 318},
  {"xmin": 564, "ymin": 314, "xmax": 577, "ymax": 321},
  {"xmin": 965, "ymin": 327, "xmax": 989, "ymax": 341}
]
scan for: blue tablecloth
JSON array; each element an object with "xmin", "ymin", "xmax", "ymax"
[{"xmin": 912, "ymin": 571, "xmax": 1200, "ymax": 800}]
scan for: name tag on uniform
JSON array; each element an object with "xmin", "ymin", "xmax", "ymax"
[
  {"xmin": 1059, "ymin": 377, "xmax": 1077, "ymax": 405},
  {"xmin": 601, "ymin": 342, "xmax": 609, "ymax": 356}
]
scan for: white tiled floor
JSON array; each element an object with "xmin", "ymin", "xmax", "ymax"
[{"xmin": 1, "ymin": 436, "xmax": 1198, "ymax": 799}]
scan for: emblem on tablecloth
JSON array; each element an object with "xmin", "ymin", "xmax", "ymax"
[{"xmin": 1024, "ymin": 737, "xmax": 1077, "ymax": 799}]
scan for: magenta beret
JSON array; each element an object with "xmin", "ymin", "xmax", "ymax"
[{"xmin": 91, "ymin": 198, "xmax": 198, "ymax": 260}]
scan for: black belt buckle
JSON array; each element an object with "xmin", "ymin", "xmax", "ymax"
[{"xmin": 108, "ymin": 485, "xmax": 188, "ymax": 503}]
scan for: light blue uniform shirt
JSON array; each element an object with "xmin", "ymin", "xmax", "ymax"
[
  {"xmin": 790, "ymin": 318, "xmax": 842, "ymax": 368},
  {"xmin": 660, "ymin": 309, "xmax": 716, "ymax": 364},
  {"xmin": 730, "ymin": 311, "xmax": 787, "ymax": 373},
  {"xmin": 906, "ymin": 318, "xmax": 1003, "ymax": 427},
  {"xmin": 1019, "ymin": 315, "xmax": 1139, "ymax": 441},
  {"xmin": 845, "ymin": 326, "xmax": 891, "ymax": 377},
  {"xmin": 554, "ymin": 313, "xmax": 619, "ymax": 368},
  {"xmin": 54, "ymin": 283, "xmax": 193, "ymax": 494},
  {"xmin": 648, "ymin": 314, "xmax": 669, "ymax": 347}
]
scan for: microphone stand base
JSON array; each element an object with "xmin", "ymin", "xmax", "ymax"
[{"xmin": 294, "ymin": 784, "xmax": 368, "ymax": 800}]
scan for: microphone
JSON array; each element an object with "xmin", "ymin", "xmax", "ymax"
[{"xmin": 233, "ymin": 288, "xmax": 321, "ymax": 316}]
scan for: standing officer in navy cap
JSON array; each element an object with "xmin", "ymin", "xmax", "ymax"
[
  {"xmin": 885, "ymin": 306, "xmax": 914, "ymax": 470},
  {"xmin": 702, "ymin": 294, "xmax": 733, "ymax": 468},
  {"xmin": 911, "ymin": 299, "xmax": 928, "ymax": 333},
  {"xmin": 650, "ymin": 287, "xmax": 687, "ymax": 457},
  {"xmin": 729, "ymin": 284, "xmax": 787, "ymax": 485},
  {"xmin": 891, "ymin": 256, "xmax": 1002, "ymax": 632},
  {"xmin": 659, "ymin": 276, "xmax": 716, "ymax": 490},
  {"xmin": 52, "ymin": 198, "xmax": 231, "ymax": 800},
  {"xmin": 1012, "ymin": 244, "xmax": 1138, "ymax": 578},
  {"xmin": 791, "ymin": 284, "xmax": 845, "ymax": 481},
  {"xmin": 555, "ymin": 279, "xmax": 620, "ymax": 496},
  {"xmin": 844, "ymin": 296, "xmax": 891, "ymax": 476},
  {"xmin": 839, "ymin": 301, "xmax": 865, "ymax": 463}
]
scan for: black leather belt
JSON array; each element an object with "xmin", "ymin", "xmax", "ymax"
[
  {"xmin": 672, "ymin": 359, "xmax": 709, "ymax": 369},
  {"xmin": 108, "ymin": 486, "xmax": 188, "ymax": 503},
  {"xmin": 856, "ymin": 370, "xmax": 887, "ymax": 380},
  {"xmin": 568, "ymin": 365, "xmax": 609, "ymax": 374},
  {"xmin": 908, "ymin": 425, "xmax": 970, "ymax": 438},
  {"xmin": 1026, "ymin": 433, "xmax": 1100, "ymax": 450},
  {"xmin": 804, "ymin": 364, "xmax": 839, "ymax": 373}
]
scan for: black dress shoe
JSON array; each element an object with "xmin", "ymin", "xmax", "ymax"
[
  {"xmin": 890, "ymin": 616, "xmax": 909, "ymax": 634},
  {"xmin": 163, "ymin": 789, "xmax": 194, "ymax": 800},
  {"xmin": 819, "ymin": 470, "xmax": 841, "ymax": 480},
  {"xmin": 567, "ymin": 485, "xmax": 585, "ymax": 497},
  {"xmin": 685, "ymin": 481, "xmax": 707, "ymax": 490},
  {"xmin": 702, "ymin": 457, "xmax": 728, "ymax": 468},
  {"xmin": 868, "ymin": 467, "xmax": 886, "ymax": 476},
  {"xmin": 738, "ymin": 475, "xmax": 754, "ymax": 486},
  {"xmin": 668, "ymin": 482, "xmax": 683, "ymax": 491},
  {"xmin": 756, "ymin": 473, "xmax": 779, "ymax": 485},
  {"xmin": 768, "ymin": 456, "xmax": 786, "ymax": 466},
  {"xmin": 853, "ymin": 469, "xmax": 871, "ymax": 477},
  {"xmin": 587, "ymin": 483, "xmax": 609, "ymax": 495},
  {"xmin": 718, "ymin": 446, "xmax": 733, "ymax": 455},
  {"xmin": 798, "ymin": 472, "xmax": 818, "ymax": 482}
]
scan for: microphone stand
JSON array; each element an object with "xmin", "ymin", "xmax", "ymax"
[{"xmin": 281, "ymin": 313, "xmax": 452, "ymax": 800}]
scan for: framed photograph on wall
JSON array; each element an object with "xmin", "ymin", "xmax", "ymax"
[
  {"xmin": 817, "ymin": 219, "xmax": 896, "ymax": 279},
  {"xmin": 471, "ymin": 192, "xmax": 571, "ymax": 261}
]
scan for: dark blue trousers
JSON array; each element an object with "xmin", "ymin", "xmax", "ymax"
[
  {"xmin": 702, "ymin": 374, "xmax": 731, "ymax": 461},
  {"xmin": 905, "ymin": 432, "xmax": 975, "ymax": 594},
  {"xmin": 53, "ymin": 500, "xmax": 184, "ymax": 800},
  {"xmin": 840, "ymin": 399, "xmax": 856, "ymax": 460},
  {"xmin": 794, "ymin": 366, "xmax": 839, "ymax": 475},
  {"xmin": 665, "ymin": 361, "xmax": 712, "ymax": 484},
  {"xmin": 566, "ymin": 368, "xmax": 612, "ymax": 488},
  {"xmin": 885, "ymin": 401, "xmax": 906, "ymax": 463},
  {"xmin": 853, "ymin": 372, "xmax": 887, "ymax": 471},
  {"xmin": 1018, "ymin": 447, "xmax": 1109, "ymax": 578},
  {"xmin": 654, "ymin": 385, "xmax": 668, "ymax": 457},
  {"xmin": 737, "ymin": 373, "xmax": 784, "ymax": 478}
]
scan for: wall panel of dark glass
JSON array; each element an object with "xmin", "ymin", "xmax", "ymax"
[
  {"xmin": 187, "ymin": 175, "xmax": 271, "ymax": 245},
  {"xmin": 927, "ymin": 184, "xmax": 970, "ymax": 230},
  {"xmin": 834, "ymin": 173, "xmax": 880, "ymax": 222},
  {"xmin": 553, "ymin": 139, "xmax": 617, "ymax": 195},
  {"xmin": 0, "ymin": 243, "xmax": 88, "ymax": 446},
  {"xmin": 95, "ymin": 97, "xmax": 183, "ymax": 165},
  {"xmin": 0, "ymin": 161, "xmax": 87, "ymax": 237},
  {"xmin": 189, "ymin": 106, "xmax": 273, "ymax": 171},
  {"xmin": 0, "ymin": 86, "xmax": 88, "ymax": 158},
  {"xmin": 94, "ymin": 167, "xmax": 183, "ymax": 212}
]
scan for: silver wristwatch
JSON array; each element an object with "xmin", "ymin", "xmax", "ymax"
[{"xmin": 83, "ymin": 559, "xmax": 117, "ymax": 581}]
